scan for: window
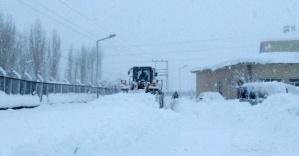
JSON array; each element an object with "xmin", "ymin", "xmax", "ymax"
[
  {"xmin": 137, "ymin": 70, "xmax": 150, "ymax": 81},
  {"xmin": 260, "ymin": 78, "xmax": 282, "ymax": 82},
  {"xmin": 283, "ymin": 25, "xmax": 290, "ymax": 33},
  {"xmin": 289, "ymin": 79, "xmax": 299, "ymax": 87},
  {"xmin": 133, "ymin": 67, "xmax": 152, "ymax": 82},
  {"xmin": 291, "ymin": 26, "xmax": 296, "ymax": 32}
]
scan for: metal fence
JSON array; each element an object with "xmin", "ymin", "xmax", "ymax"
[{"xmin": 0, "ymin": 75, "xmax": 119, "ymax": 100}]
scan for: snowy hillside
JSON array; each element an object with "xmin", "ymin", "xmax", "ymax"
[{"xmin": 1, "ymin": 93, "xmax": 299, "ymax": 155}]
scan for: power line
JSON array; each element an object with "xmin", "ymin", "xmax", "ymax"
[
  {"xmin": 55, "ymin": 0, "xmax": 117, "ymax": 47},
  {"xmin": 55, "ymin": 0, "xmax": 152, "ymax": 57},
  {"xmin": 31, "ymin": 0, "xmax": 99, "ymax": 40},
  {"xmin": 7, "ymin": 16, "xmax": 120, "ymax": 80},
  {"xmin": 56, "ymin": 0, "xmax": 123, "ymax": 40},
  {"xmin": 55, "ymin": 0, "xmax": 287, "ymax": 54},
  {"xmin": 55, "ymin": 1, "xmax": 279, "ymax": 64},
  {"xmin": 61, "ymin": 43, "xmax": 257, "ymax": 57},
  {"xmin": 56, "ymin": 0, "xmax": 154, "ymax": 61},
  {"xmin": 59, "ymin": 54, "xmax": 121, "ymax": 77},
  {"xmin": 103, "ymin": 44, "xmax": 257, "ymax": 57},
  {"xmin": 17, "ymin": 0, "xmax": 95, "ymax": 41},
  {"xmin": 13, "ymin": 30, "xmax": 256, "ymax": 65},
  {"xmin": 99, "ymin": 35, "xmax": 267, "ymax": 48},
  {"xmin": 14, "ymin": 26, "xmax": 123, "ymax": 78}
]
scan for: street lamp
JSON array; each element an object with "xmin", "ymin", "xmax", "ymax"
[
  {"xmin": 179, "ymin": 65, "xmax": 188, "ymax": 93},
  {"xmin": 96, "ymin": 34, "xmax": 116, "ymax": 98}
]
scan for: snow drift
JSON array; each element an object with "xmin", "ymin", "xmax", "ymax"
[
  {"xmin": 0, "ymin": 91, "xmax": 40, "ymax": 109},
  {"xmin": 0, "ymin": 92, "xmax": 299, "ymax": 155},
  {"xmin": 0, "ymin": 91, "xmax": 98, "ymax": 109}
]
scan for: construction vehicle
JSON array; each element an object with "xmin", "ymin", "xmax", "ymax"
[{"xmin": 121, "ymin": 66, "xmax": 164, "ymax": 108}]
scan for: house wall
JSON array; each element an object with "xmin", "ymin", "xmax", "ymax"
[
  {"xmin": 260, "ymin": 40, "xmax": 299, "ymax": 53},
  {"xmin": 196, "ymin": 63, "xmax": 252, "ymax": 99},
  {"xmin": 195, "ymin": 63, "xmax": 299, "ymax": 99},
  {"xmin": 252, "ymin": 63, "xmax": 299, "ymax": 83}
]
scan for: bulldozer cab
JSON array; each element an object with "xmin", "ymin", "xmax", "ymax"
[{"xmin": 131, "ymin": 67, "xmax": 155, "ymax": 83}]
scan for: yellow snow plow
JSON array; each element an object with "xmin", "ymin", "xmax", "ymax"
[{"xmin": 121, "ymin": 66, "xmax": 164, "ymax": 108}]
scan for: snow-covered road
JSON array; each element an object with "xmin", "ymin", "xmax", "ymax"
[{"xmin": 1, "ymin": 93, "xmax": 299, "ymax": 156}]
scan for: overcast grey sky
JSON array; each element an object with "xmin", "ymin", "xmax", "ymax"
[{"xmin": 1, "ymin": 0, "xmax": 299, "ymax": 91}]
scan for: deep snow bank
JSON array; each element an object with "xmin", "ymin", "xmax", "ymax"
[
  {"xmin": 44, "ymin": 93, "xmax": 97, "ymax": 104},
  {"xmin": 261, "ymin": 93, "xmax": 299, "ymax": 117},
  {"xmin": 0, "ymin": 93, "xmax": 180, "ymax": 156},
  {"xmin": 172, "ymin": 94, "xmax": 299, "ymax": 156},
  {"xmin": 1, "ymin": 92, "xmax": 299, "ymax": 156},
  {"xmin": 0, "ymin": 91, "xmax": 98, "ymax": 109},
  {"xmin": 0, "ymin": 91, "xmax": 40, "ymax": 108}
]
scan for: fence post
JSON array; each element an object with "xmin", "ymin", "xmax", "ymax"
[
  {"xmin": 24, "ymin": 80, "xmax": 26, "ymax": 95},
  {"xmin": 18, "ymin": 79, "xmax": 21, "ymax": 95},
  {"xmin": 40, "ymin": 83, "xmax": 43, "ymax": 102},
  {"xmin": 46, "ymin": 83, "xmax": 49, "ymax": 96},
  {"xmin": 3, "ymin": 77, "xmax": 6, "ymax": 93},
  {"xmin": 29, "ymin": 81, "xmax": 31, "ymax": 95},
  {"xmin": 10, "ymin": 78, "xmax": 12, "ymax": 95}
]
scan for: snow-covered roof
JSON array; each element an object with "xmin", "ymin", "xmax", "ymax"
[
  {"xmin": 0, "ymin": 66, "xmax": 6, "ymax": 76},
  {"xmin": 191, "ymin": 52, "xmax": 299, "ymax": 73},
  {"xmin": 261, "ymin": 31, "xmax": 299, "ymax": 42}
]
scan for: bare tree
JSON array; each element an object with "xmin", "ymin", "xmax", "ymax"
[
  {"xmin": 0, "ymin": 12, "xmax": 16, "ymax": 71},
  {"xmin": 16, "ymin": 31, "xmax": 32, "ymax": 77},
  {"xmin": 80, "ymin": 45, "xmax": 88, "ymax": 84},
  {"xmin": 67, "ymin": 45, "xmax": 98, "ymax": 85},
  {"xmin": 29, "ymin": 19, "xmax": 46, "ymax": 80},
  {"xmin": 49, "ymin": 29, "xmax": 61, "ymax": 81},
  {"xmin": 74, "ymin": 56, "xmax": 80, "ymax": 84},
  {"xmin": 0, "ymin": 11, "xmax": 102, "ymax": 85},
  {"xmin": 88, "ymin": 46, "xmax": 96, "ymax": 85},
  {"xmin": 65, "ymin": 45, "xmax": 74, "ymax": 83},
  {"xmin": 45, "ymin": 42, "xmax": 52, "ymax": 80},
  {"xmin": 229, "ymin": 64, "xmax": 263, "ymax": 89},
  {"xmin": 97, "ymin": 45, "xmax": 104, "ymax": 81}
]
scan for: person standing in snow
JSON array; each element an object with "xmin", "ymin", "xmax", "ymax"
[{"xmin": 172, "ymin": 91, "xmax": 179, "ymax": 99}]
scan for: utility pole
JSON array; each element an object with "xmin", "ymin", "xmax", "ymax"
[
  {"xmin": 179, "ymin": 65, "xmax": 188, "ymax": 93},
  {"xmin": 152, "ymin": 59, "xmax": 169, "ymax": 91},
  {"xmin": 96, "ymin": 34, "xmax": 116, "ymax": 98}
]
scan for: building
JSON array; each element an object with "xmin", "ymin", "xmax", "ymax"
[{"xmin": 191, "ymin": 40, "xmax": 299, "ymax": 99}]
